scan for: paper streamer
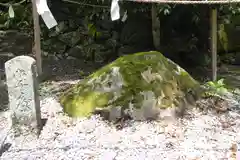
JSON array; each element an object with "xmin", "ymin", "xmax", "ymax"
[
  {"xmin": 110, "ymin": 0, "xmax": 120, "ymax": 21},
  {"xmin": 121, "ymin": 11, "xmax": 128, "ymax": 22},
  {"xmin": 36, "ymin": 0, "xmax": 57, "ymax": 29}
]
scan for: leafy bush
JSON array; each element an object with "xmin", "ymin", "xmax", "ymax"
[
  {"xmin": 0, "ymin": 0, "xmax": 32, "ymax": 30},
  {"xmin": 203, "ymin": 78, "xmax": 229, "ymax": 97}
]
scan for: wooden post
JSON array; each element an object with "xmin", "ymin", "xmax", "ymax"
[
  {"xmin": 31, "ymin": 0, "xmax": 42, "ymax": 76},
  {"xmin": 211, "ymin": 8, "xmax": 217, "ymax": 81},
  {"xmin": 151, "ymin": 4, "xmax": 161, "ymax": 50}
]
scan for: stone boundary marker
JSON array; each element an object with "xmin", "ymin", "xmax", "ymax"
[{"xmin": 4, "ymin": 55, "xmax": 42, "ymax": 136}]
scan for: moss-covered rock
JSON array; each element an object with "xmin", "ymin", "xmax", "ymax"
[{"xmin": 60, "ymin": 51, "xmax": 200, "ymax": 120}]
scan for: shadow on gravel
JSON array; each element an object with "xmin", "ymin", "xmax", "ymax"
[
  {"xmin": 0, "ymin": 79, "xmax": 9, "ymax": 112},
  {"xmin": 41, "ymin": 118, "xmax": 48, "ymax": 127},
  {"xmin": 0, "ymin": 143, "xmax": 11, "ymax": 157},
  {"xmin": 38, "ymin": 118, "xmax": 48, "ymax": 135},
  {"xmin": 41, "ymin": 57, "xmax": 105, "ymax": 82}
]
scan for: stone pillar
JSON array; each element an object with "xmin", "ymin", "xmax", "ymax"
[{"xmin": 5, "ymin": 56, "xmax": 42, "ymax": 136}]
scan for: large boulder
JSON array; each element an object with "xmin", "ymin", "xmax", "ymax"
[{"xmin": 60, "ymin": 51, "xmax": 200, "ymax": 121}]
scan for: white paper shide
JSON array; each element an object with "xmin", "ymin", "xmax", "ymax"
[
  {"xmin": 36, "ymin": 0, "xmax": 57, "ymax": 29},
  {"xmin": 110, "ymin": 0, "xmax": 120, "ymax": 21}
]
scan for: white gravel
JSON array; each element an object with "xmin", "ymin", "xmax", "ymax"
[{"xmin": 1, "ymin": 81, "xmax": 240, "ymax": 160}]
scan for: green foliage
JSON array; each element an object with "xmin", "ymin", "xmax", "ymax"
[
  {"xmin": 87, "ymin": 23, "xmax": 102, "ymax": 39},
  {"xmin": 156, "ymin": 4, "xmax": 173, "ymax": 15},
  {"xmin": 203, "ymin": 78, "xmax": 229, "ymax": 97},
  {"xmin": 0, "ymin": 0, "xmax": 32, "ymax": 30},
  {"xmin": 219, "ymin": 4, "xmax": 240, "ymax": 16},
  {"xmin": 1, "ymin": 0, "xmax": 240, "ymax": 30},
  {"xmin": 64, "ymin": 0, "xmax": 111, "ymax": 21},
  {"xmin": 2, "ymin": 0, "xmax": 240, "ymax": 69},
  {"xmin": 217, "ymin": 4, "xmax": 240, "ymax": 53},
  {"xmin": 218, "ymin": 23, "xmax": 228, "ymax": 52},
  {"xmin": 81, "ymin": 22, "xmax": 104, "ymax": 61}
]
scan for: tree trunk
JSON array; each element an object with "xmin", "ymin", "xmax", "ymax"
[{"xmin": 151, "ymin": 4, "xmax": 161, "ymax": 50}]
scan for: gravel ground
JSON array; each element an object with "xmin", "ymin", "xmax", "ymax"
[{"xmin": 0, "ymin": 78, "xmax": 240, "ymax": 160}]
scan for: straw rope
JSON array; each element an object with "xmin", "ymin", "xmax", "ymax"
[{"xmin": 125, "ymin": 0, "xmax": 240, "ymax": 4}]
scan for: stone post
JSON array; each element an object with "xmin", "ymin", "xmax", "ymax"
[{"xmin": 5, "ymin": 56, "xmax": 42, "ymax": 136}]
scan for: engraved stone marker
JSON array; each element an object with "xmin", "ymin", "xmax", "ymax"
[{"xmin": 5, "ymin": 56, "xmax": 42, "ymax": 135}]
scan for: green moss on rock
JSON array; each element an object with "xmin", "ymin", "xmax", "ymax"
[{"xmin": 60, "ymin": 51, "xmax": 200, "ymax": 120}]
